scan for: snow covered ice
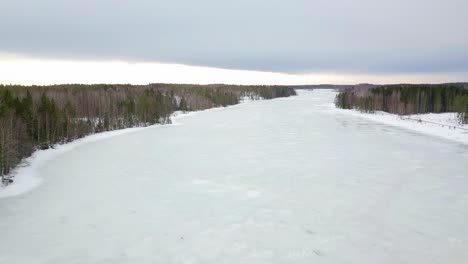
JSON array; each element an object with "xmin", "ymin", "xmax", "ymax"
[{"xmin": 1, "ymin": 90, "xmax": 468, "ymax": 263}]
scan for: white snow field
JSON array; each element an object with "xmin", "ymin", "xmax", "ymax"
[{"xmin": 1, "ymin": 89, "xmax": 468, "ymax": 264}]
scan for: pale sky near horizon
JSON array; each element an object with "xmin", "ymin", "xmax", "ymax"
[
  {"xmin": 1, "ymin": 55, "xmax": 467, "ymax": 85},
  {"xmin": 1, "ymin": 0, "xmax": 467, "ymax": 85}
]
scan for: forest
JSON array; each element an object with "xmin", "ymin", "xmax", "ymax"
[
  {"xmin": 335, "ymin": 84, "xmax": 468, "ymax": 124},
  {"xmin": 0, "ymin": 83, "xmax": 296, "ymax": 180}
]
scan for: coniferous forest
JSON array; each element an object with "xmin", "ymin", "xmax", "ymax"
[
  {"xmin": 335, "ymin": 84, "xmax": 468, "ymax": 124},
  {"xmin": 0, "ymin": 83, "xmax": 296, "ymax": 178}
]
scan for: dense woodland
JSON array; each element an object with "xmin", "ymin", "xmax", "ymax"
[
  {"xmin": 335, "ymin": 84, "xmax": 468, "ymax": 124},
  {"xmin": 0, "ymin": 83, "xmax": 295, "ymax": 180}
]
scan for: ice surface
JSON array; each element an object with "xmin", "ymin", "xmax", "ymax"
[{"xmin": 0, "ymin": 90, "xmax": 467, "ymax": 264}]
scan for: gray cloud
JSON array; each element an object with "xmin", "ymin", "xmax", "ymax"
[{"xmin": 1, "ymin": 0, "xmax": 467, "ymax": 74}]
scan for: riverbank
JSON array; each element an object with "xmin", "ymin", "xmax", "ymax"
[
  {"xmin": 332, "ymin": 84, "xmax": 468, "ymax": 144},
  {"xmin": 0, "ymin": 84, "xmax": 296, "ymax": 183},
  {"xmin": 335, "ymin": 108, "xmax": 468, "ymax": 145},
  {"xmin": 0, "ymin": 126, "xmax": 148, "ymax": 199},
  {"xmin": 0, "ymin": 97, "xmax": 266, "ymax": 199},
  {"xmin": 295, "ymin": 89, "xmax": 468, "ymax": 145}
]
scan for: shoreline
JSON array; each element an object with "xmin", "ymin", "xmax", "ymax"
[
  {"xmin": 334, "ymin": 108, "xmax": 468, "ymax": 145},
  {"xmin": 0, "ymin": 126, "xmax": 150, "ymax": 199},
  {"xmin": 0, "ymin": 99, "xmax": 260, "ymax": 199},
  {"xmin": 296, "ymin": 89, "xmax": 468, "ymax": 145}
]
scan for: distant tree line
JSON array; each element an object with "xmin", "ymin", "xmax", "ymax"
[
  {"xmin": 0, "ymin": 83, "xmax": 296, "ymax": 180},
  {"xmin": 335, "ymin": 84, "xmax": 468, "ymax": 124}
]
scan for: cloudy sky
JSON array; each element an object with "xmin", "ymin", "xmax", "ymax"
[{"xmin": 1, "ymin": 0, "xmax": 467, "ymax": 84}]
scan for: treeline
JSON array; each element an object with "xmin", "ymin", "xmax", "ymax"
[
  {"xmin": 335, "ymin": 84, "xmax": 468, "ymax": 124},
  {"xmin": 0, "ymin": 83, "xmax": 296, "ymax": 179}
]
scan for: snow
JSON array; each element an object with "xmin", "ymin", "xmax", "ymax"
[
  {"xmin": 0, "ymin": 126, "xmax": 149, "ymax": 199},
  {"xmin": 0, "ymin": 89, "xmax": 467, "ymax": 263},
  {"xmin": 332, "ymin": 102, "xmax": 468, "ymax": 145},
  {"xmin": 239, "ymin": 94, "xmax": 264, "ymax": 103},
  {"xmin": 406, "ymin": 112, "xmax": 464, "ymax": 127}
]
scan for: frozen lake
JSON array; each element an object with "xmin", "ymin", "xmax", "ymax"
[{"xmin": 1, "ymin": 90, "xmax": 468, "ymax": 263}]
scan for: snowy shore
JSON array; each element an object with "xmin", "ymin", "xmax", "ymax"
[
  {"xmin": 296, "ymin": 89, "xmax": 468, "ymax": 145},
  {"xmin": 0, "ymin": 112, "xmax": 199, "ymax": 199},
  {"xmin": 0, "ymin": 99, "xmax": 259, "ymax": 199},
  {"xmin": 335, "ymin": 108, "xmax": 468, "ymax": 145},
  {"xmin": 0, "ymin": 126, "xmax": 151, "ymax": 199}
]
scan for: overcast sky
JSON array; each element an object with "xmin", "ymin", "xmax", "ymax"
[{"xmin": 0, "ymin": 0, "xmax": 467, "ymax": 84}]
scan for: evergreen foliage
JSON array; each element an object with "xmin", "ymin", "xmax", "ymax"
[{"xmin": 0, "ymin": 83, "xmax": 296, "ymax": 178}]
